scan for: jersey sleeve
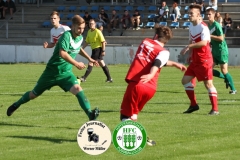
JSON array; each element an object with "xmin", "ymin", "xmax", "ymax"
[
  {"xmin": 155, "ymin": 50, "xmax": 170, "ymax": 68},
  {"xmin": 50, "ymin": 28, "xmax": 54, "ymax": 43},
  {"xmin": 63, "ymin": 25, "xmax": 71, "ymax": 31},
  {"xmin": 58, "ymin": 32, "xmax": 70, "ymax": 52},
  {"xmin": 201, "ymin": 26, "xmax": 211, "ymax": 42},
  {"xmin": 215, "ymin": 23, "xmax": 223, "ymax": 36},
  {"xmin": 98, "ymin": 30, "xmax": 105, "ymax": 42}
]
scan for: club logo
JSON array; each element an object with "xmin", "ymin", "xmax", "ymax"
[
  {"xmin": 112, "ymin": 121, "xmax": 147, "ymax": 155},
  {"xmin": 77, "ymin": 120, "xmax": 111, "ymax": 155}
]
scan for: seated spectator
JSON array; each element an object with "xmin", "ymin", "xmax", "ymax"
[
  {"xmin": 215, "ymin": 11, "xmax": 223, "ymax": 27},
  {"xmin": 194, "ymin": 0, "xmax": 205, "ymax": 14},
  {"xmin": 97, "ymin": 8, "xmax": 109, "ymax": 27},
  {"xmin": 96, "ymin": 23, "xmax": 103, "ymax": 32},
  {"xmin": 2, "ymin": 0, "xmax": 16, "ymax": 19},
  {"xmin": 0, "ymin": 0, "xmax": 5, "ymax": 19},
  {"xmin": 107, "ymin": 9, "xmax": 119, "ymax": 36},
  {"xmin": 154, "ymin": 0, "xmax": 169, "ymax": 22},
  {"xmin": 131, "ymin": 9, "xmax": 141, "ymax": 30},
  {"xmin": 223, "ymin": 13, "xmax": 232, "ymax": 36},
  {"xmin": 208, "ymin": 0, "xmax": 218, "ymax": 11},
  {"xmin": 169, "ymin": 2, "xmax": 181, "ymax": 22},
  {"xmin": 120, "ymin": 10, "xmax": 131, "ymax": 36},
  {"xmin": 83, "ymin": 12, "xmax": 92, "ymax": 28}
]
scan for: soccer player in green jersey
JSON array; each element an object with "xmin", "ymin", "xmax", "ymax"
[
  {"xmin": 207, "ymin": 8, "xmax": 237, "ymax": 94},
  {"xmin": 7, "ymin": 15, "xmax": 100, "ymax": 120}
]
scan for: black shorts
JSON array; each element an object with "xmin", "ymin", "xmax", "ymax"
[{"xmin": 91, "ymin": 47, "xmax": 103, "ymax": 60}]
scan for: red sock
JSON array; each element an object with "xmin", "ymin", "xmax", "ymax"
[
  {"xmin": 185, "ymin": 90, "xmax": 197, "ymax": 106},
  {"xmin": 208, "ymin": 88, "xmax": 218, "ymax": 111}
]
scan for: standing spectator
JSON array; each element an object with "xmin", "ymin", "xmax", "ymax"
[
  {"xmin": 43, "ymin": 11, "xmax": 70, "ymax": 48},
  {"xmin": 120, "ymin": 10, "xmax": 131, "ymax": 36},
  {"xmin": 120, "ymin": 25, "xmax": 187, "ymax": 121},
  {"xmin": 107, "ymin": 9, "xmax": 119, "ymax": 36},
  {"xmin": 223, "ymin": 13, "xmax": 232, "ymax": 36},
  {"xmin": 80, "ymin": 19, "xmax": 113, "ymax": 83},
  {"xmin": 169, "ymin": 2, "xmax": 181, "ymax": 22},
  {"xmin": 180, "ymin": 4, "xmax": 219, "ymax": 115},
  {"xmin": 194, "ymin": 0, "xmax": 205, "ymax": 14},
  {"xmin": 207, "ymin": 8, "xmax": 237, "ymax": 94},
  {"xmin": 2, "ymin": 0, "xmax": 16, "ymax": 19},
  {"xmin": 208, "ymin": 0, "xmax": 218, "ymax": 11},
  {"xmin": 83, "ymin": 12, "xmax": 92, "ymax": 28},
  {"xmin": 131, "ymin": 9, "xmax": 141, "ymax": 30},
  {"xmin": 0, "ymin": 0, "xmax": 5, "ymax": 19},
  {"xmin": 7, "ymin": 15, "xmax": 100, "ymax": 121},
  {"xmin": 98, "ymin": 8, "xmax": 109, "ymax": 27},
  {"xmin": 215, "ymin": 11, "xmax": 223, "ymax": 27},
  {"xmin": 154, "ymin": 1, "xmax": 169, "ymax": 22}
]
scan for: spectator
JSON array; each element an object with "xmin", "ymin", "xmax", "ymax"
[
  {"xmin": 215, "ymin": 11, "xmax": 223, "ymax": 27},
  {"xmin": 0, "ymin": 0, "xmax": 5, "ymax": 19},
  {"xmin": 98, "ymin": 8, "xmax": 109, "ymax": 27},
  {"xmin": 142, "ymin": 0, "xmax": 153, "ymax": 4},
  {"xmin": 107, "ymin": 9, "xmax": 119, "ymax": 36},
  {"xmin": 120, "ymin": 10, "xmax": 131, "ymax": 36},
  {"xmin": 131, "ymin": 9, "xmax": 141, "ymax": 30},
  {"xmin": 2, "ymin": 0, "xmax": 16, "ymax": 19},
  {"xmin": 96, "ymin": 23, "xmax": 103, "ymax": 32},
  {"xmin": 83, "ymin": 12, "xmax": 92, "ymax": 28},
  {"xmin": 154, "ymin": 0, "xmax": 169, "ymax": 22},
  {"xmin": 223, "ymin": 13, "xmax": 232, "ymax": 36},
  {"xmin": 169, "ymin": 2, "xmax": 181, "ymax": 22},
  {"xmin": 208, "ymin": 0, "xmax": 218, "ymax": 11},
  {"xmin": 194, "ymin": 0, "xmax": 205, "ymax": 14}
]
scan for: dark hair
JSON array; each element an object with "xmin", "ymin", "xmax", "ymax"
[
  {"xmin": 154, "ymin": 24, "xmax": 173, "ymax": 44},
  {"xmin": 189, "ymin": 4, "xmax": 202, "ymax": 13},
  {"xmin": 72, "ymin": 15, "xmax": 85, "ymax": 25},
  {"xmin": 85, "ymin": 11, "xmax": 88, "ymax": 14},
  {"xmin": 206, "ymin": 8, "xmax": 216, "ymax": 14}
]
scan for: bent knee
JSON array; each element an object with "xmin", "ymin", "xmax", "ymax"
[{"xmin": 29, "ymin": 91, "xmax": 38, "ymax": 99}]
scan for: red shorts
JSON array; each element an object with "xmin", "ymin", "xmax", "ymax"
[
  {"xmin": 120, "ymin": 82, "xmax": 156, "ymax": 117},
  {"xmin": 184, "ymin": 62, "xmax": 213, "ymax": 81}
]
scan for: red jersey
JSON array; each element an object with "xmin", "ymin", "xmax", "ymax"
[
  {"xmin": 189, "ymin": 22, "xmax": 212, "ymax": 64},
  {"xmin": 125, "ymin": 38, "xmax": 169, "ymax": 90}
]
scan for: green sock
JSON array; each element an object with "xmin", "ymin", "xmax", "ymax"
[
  {"xmin": 76, "ymin": 91, "xmax": 91, "ymax": 118},
  {"xmin": 224, "ymin": 73, "xmax": 236, "ymax": 91},
  {"xmin": 213, "ymin": 69, "xmax": 225, "ymax": 79},
  {"xmin": 15, "ymin": 91, "xmax": 31, "ymax": 107}
]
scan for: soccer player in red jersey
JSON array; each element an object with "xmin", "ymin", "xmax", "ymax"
[
  {"xmin": 120, "ymin": 25, "xmax": 187, "ymax": 121},
  {"xmin": 180, "ymin": 4, "xmax": 219, "ymax": 115}
]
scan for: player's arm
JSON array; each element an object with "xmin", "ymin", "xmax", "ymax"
[
  {"xmin": 79, "ymin": 48, "xmax": 99, "ymax": 66},
  {"xmin": 59, "ymin": 49, "xmax": 86, "ymax": 70},
  {"xmin": 210, "ymin": 25, "xmax": 224, "ymax": 42},
  {"xmin": 188, "ymin": 40, "xmax": 208, "ymax": 49},
  {"xmin": 81, "ymin": 41, "xmax": 88, "ymax": 49},
  {"xmin": 140, "ymin": 51, "xmax": 169, "ymax": 84},
  {"xmin": 165, "ymin": 60, "xmax": 187, "ymax": 71},
  {"xmin": 43, "ymin": 42, "xmax": 55, "ymax": 48}
]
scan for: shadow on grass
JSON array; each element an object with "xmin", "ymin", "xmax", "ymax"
[
  {"xmin": 7, "ymin": 136, "xmax": 76, "ymax": 143},
  {"xmin": 47, "ymin": 109, "xmax": 119, "ymax": 113},
  {"xmin": 0, "ymin": 93, "xmax": 24, "ymax": 96},
  {"xmin": 0, "ymin": 122, "xmax": 40, "ymax": 128}
]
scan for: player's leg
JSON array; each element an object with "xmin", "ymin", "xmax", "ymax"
[
  {"xmin": 213, "ymin": 62, "xmax": 225, "ymax": 79},
  {"xmin": 220, "ymin": 63, "xmax": 237, "ymax": 94},
  {"xmin": 98, "ymin": 48, "xmax": 112, "ymax": 82},
  {"xmin": 203, "ymin": 80, "xmax": 219, "ymax": 115},
  {"xmin": 7, "ymin": 73, "xmax": 54, "ymax": 116},
  {"xmin": 60, "ymin": 73, "xmax": 99, "ymax": 120}
]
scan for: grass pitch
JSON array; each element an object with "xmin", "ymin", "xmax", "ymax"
[{"xmin": 0, "ymin": 64, "xmax": 240, "ymax": 160}]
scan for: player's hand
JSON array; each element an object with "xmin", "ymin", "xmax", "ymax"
[
  {"xmin": 176, "ymin": 64, "xmax": 187, "ymax": 72},
  {"xmin": 75, "ymin": 62, "xmax": 86, "ymax": 70},
  {"xmin": 101, "ymin": 51, "xmax": 105, "ymax": 56},
  {"xmin": 140, "ymin": 74, "xmax": 153, "ymax": 84},
  {"xmin": 89, "ymin": 58, "xmax": 99, "ymax": 67},
  {"xmin": 180, "ymin": 46, "xmax": 189, "ymax": 55},
  {"xmin": 43, "ymin": 42, "xmax": 48, "ymax": 48}
]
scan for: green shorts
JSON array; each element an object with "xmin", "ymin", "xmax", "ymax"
[
  {"xmin": 213, "ymin": 54, "xmax": 228, "ymax": 65},
  {"xmin": 32, "ymin": 71, "xmax": 78, "ymax": 96}
]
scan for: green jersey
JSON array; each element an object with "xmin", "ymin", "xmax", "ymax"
[
  {"xmin": 46, "ymin": 31, "xmax": 83, "ymax": 74},
  {"xmin": 208, "ymin": 21, "xmax": 228, "ymax": 56}
]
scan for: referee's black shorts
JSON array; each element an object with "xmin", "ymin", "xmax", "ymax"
[{"xmin": 91, "ymin": 47, "xmax": 103, "ymax": 60}]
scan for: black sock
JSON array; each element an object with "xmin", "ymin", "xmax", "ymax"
[
  {"xmin": 83, "ymin": 65, "xmax": 93, "ymax": 79},
  {"xmin": 102, "ymin": 65, "xmax": 111, "ymax": 80}
]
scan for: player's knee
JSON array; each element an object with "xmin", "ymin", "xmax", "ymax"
[
  {"xmin": 70, "ymin": 84, "xmax": 82, "ymax": 95},
  {"xmin": 29, "ymin": 91, "xmax": 38, "ymax": 99}
]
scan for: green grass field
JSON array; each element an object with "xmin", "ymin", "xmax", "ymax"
[{"xmin": 1, "ymin": 64, "xmax": 240, "ymax": 160}]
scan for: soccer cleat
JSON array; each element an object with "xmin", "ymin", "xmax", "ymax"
[
  {"xmin": 132, "ymin": 28, "xmax": 136, "ymax": 30},
  {"xmin": 79, "ymin": 76, "xmax": 86, "ymax": 82},
  {"xmin": 229, "ymin": 90, "xmax": 237, "ymax": 94},
  {"xmin": 208, "ymin": 110, "xmax": 219, "ymax": 115},
  {"xmin": 135, "ymin": 27, "xmax": 140, "ymax": 30},
  {"xmin": 89, "ymin": 107, "xmax": 100, "ymax": 120},
  {"xmin": 105, "ymin": 79, "xmax": 113, "ymax": 83},
  {"xmin": 147, "ymin": 137, "xmax": 156, "ymax": 146},
  {"xmin": 7, "ymin": 103, "xmax": 19, "ymax": 116},
  {"xmin": 183, "ymin": 105, "xmax": 199, "ymax": 114}
]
